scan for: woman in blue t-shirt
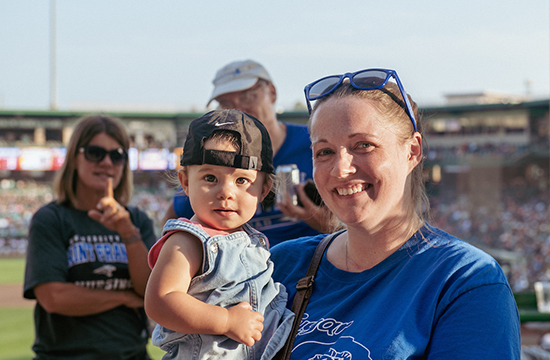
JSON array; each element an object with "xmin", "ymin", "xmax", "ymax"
[{"xmin": 270, "ymin": 68, "xmax": 521, "ymax": 359}]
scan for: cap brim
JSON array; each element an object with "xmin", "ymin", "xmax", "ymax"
[{"xmin": 207, "ymin": 77, "xmax": 259, "ymax": 106}]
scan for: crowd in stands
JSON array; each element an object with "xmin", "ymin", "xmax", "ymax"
[
  {"xmin": 129, "ymin": 181, "xmax": 175, "ymax": 237},
  {"xmin": 429, "ymin": 186, "xmax": 550, "ymax": 292},
  {"xmin": 0, "ymin": 176, "xmax": 175, "ymax": 257},
  {"xmin": 0, "ymin": 181, "xmax": 53, "ymax": 256},
  {"xmin": 0, "ymin": 176, "xmax": 549, "ymax": 293},
  {"xmin": 425, "ymin": 143, "xmax": 530, "ymax": 162}
]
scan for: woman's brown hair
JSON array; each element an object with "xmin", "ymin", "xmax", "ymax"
[{"xmin": 54, "ymin": 114, "xmax": 133, "ymax": 206}]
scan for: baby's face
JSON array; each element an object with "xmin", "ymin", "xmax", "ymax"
[{"xmin": 181, "ymin": 138, "xmax": 271, "ymax": 231}]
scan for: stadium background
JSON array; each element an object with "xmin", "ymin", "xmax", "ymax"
[
  {"xmin": 2, "ymin": 96, "xmax": 549, "ymax": 292},
  {"xmin": 0, "ymin": 95, "xmax": 549, "ymax": 355}
]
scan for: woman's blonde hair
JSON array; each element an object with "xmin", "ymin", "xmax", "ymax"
[
  {"xmin": 54, "ymin": 114, "xmax": 133, "ymax": 206},
  {"xmin": 310, "ymin": 81, "xmax": 430, "ymax": 229}
]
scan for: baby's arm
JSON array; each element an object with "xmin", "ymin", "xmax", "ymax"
[{"xmin": 144, "ymin": 231, "xmax": 264, "ymax": 346}]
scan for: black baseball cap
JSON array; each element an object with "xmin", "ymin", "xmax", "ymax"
[{"xmin": 180, "ymin": 109, "xmax": 274, "ymax": 174}]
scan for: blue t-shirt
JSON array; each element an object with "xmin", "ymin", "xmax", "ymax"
[
  {"xmin": 270, "ymin": 225, "xmax": 521, "ymax": 359},
  {"xmin": 174, "ymin": 122, "xmax": 321, "ymax": 247}
]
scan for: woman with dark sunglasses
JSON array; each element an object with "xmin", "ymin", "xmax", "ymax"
[
  {"xmin": 24, "ymin": 114, "xmax": 156, "ymax": 360},
  {"xmin": 270, "ymin": 70, "xmax": 521, "ymax": 359}
]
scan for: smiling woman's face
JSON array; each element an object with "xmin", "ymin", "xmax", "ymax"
[
  {"xmin": 75, "ymin": 132, "xmax": 125, "ymax": 198},
  {"xmin": 310, "ymin": 96, "xmax": 419, "ymax": 231}
]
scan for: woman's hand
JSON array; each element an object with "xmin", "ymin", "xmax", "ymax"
[
  {"xmin": 35, "ymin": 282, "xmax": 144, "ymax": 316},
  {"xmin": 277, "ymin": 182, "xmax": 343, "ymax": 234},
  {"xmin": 120, "ymin": 289, "xmax": 145, "ymax": 309},
  {"xmin": 88, "ymin": 177, "xmax": 137, "ymax": 240},
  {"xmin": 224, "ymin": 302, "xmax": 264, "ymax": 346},
  {"xmin": 88, "ymin": 177, "xmax": 150, "ymax": 295}
]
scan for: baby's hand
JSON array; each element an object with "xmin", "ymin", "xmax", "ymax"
[{"xmin": 224, "ymin": 302, "xmax": 264, "ymax": 346}]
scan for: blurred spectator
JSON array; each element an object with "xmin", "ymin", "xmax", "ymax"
[{"xmin": 23, "ymin": 114, "xmax": 156, "ymax": 359}]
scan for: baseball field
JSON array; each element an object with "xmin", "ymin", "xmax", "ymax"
[{"xmin": 0, "ymin": 258, "xmax": 165, "ymax": 360}]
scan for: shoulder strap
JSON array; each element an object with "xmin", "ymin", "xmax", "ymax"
[{"xmin": 274, "ymin": 231, "xmax": 342, "ymax": 360}]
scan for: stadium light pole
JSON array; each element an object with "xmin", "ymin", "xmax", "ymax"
[{"xmin": 50, "ymin": 0, "xmax": 58, "ymax": 110}]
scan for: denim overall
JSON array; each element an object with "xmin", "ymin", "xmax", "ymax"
[{"xmin": 151, "ymin": 219, "xmax": 294, "ymax": 360}]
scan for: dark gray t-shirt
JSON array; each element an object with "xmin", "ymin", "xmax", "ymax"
[{"xmin": 24, "ymin": 201, "xmax": 156, "ymax": 360}]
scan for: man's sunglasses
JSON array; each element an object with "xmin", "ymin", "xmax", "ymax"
[
  {"xmin": 79, "ymin": 145, "xmax": 128, "ymax": 166},
  {"xmin": 303, "ymin": 68, "xmax": 417, "ymax": 132}
]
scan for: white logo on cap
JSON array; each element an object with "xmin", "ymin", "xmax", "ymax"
[{"xmin": 214, "ymin": 122, "xmax": 235, "ymax": 126}]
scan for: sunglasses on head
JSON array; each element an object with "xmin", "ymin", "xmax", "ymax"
[
  {"xmin": 79, "ymin": 145, "xmax": 128, "ymax": 166},
  {"xmin": 303, "ymin": 68, "xmax": 417, "ymax": 132}
]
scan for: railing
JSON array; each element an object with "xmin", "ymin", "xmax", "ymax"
[{"xmin": 515, "ymin": 292, "xmax": 550, "ymax": 323}]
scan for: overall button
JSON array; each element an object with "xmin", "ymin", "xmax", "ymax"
[
  {"xmin": 210, "ymin": 243, "xmax": 218, "ymax": 253},
  {"xmin": 257, "ymin": 236, "xmax": 267, "ymax": 247}
]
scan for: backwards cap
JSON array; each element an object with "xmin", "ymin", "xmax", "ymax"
[{"xmin": 180, "ymin": 109, "xmax": 274, "ymax": 174}]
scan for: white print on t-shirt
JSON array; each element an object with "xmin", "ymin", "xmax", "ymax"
[
  {"xmin": 309, "ymin": 348, "xmax": 351, "ymax": 360},
  {"xmin": 295, "ymin": 314, "xmax": 372, "ymax": 359},
  {"xmin": 67, "ymin": 234, "xmax": 129, "ymax": 267},
  {"xmin": 93, "ymin": 264, "xmax": 117, "ymax": 277},
  {"xmin": 66, "ymin": 234, "xmax": 134, "ymax": 291},
  {"xmin": 74, "ymin": 277, "xmax": 133, "ymax": 290},
  {"xmin": 298, "ymin": 314, "xmax": 353, "ymax": 336}
]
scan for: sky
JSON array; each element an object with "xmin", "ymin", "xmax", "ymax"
[{"xmin": 0, "ymin": 0, "xmax": 548, "ymax": 113}]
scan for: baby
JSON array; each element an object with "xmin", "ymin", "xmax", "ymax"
[{"xmin": 145, "ymin": 109, "xmax": 294, "ymax": 360}]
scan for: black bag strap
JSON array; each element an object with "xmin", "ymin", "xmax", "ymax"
[{"xmin": 273, "ymin": 231, "xmax": 342, "ymax": 360}]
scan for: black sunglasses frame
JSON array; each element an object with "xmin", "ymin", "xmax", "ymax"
[{"xmin": 79, "ymin": 145, "xmax": 128, "ymax": 166}]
